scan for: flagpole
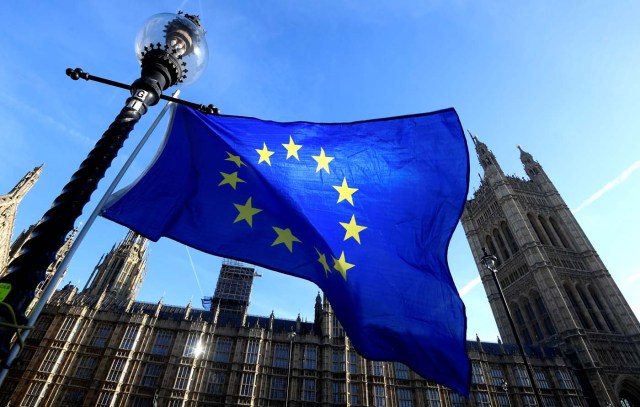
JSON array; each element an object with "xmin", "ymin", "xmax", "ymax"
[
  {"xmin": 0, "ymin": 94, "xmax": 179, "ymax": 386},
  {"xmin": 82, "ymin": 92, "xmax": 178, "ymax": 290},
  {"xmin": 0, "ymin": 12, "xmax": 209, "ymax": 363}
]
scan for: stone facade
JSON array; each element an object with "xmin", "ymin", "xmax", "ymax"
[{"xmin": 0, "ymin": 252, "xmax": 586, "ymax": 407}]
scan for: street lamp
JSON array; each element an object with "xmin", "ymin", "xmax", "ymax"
[
  {"xmin": 480, "ymin": 248, "xmax": 545, "ymax": 406},
  {"xmin": 285, "ymin": 331, "xmax": 296, "ymax": 407},
  {"xmin": 501, "ymin": 379, "xmax": 511, "ymax": 407},
  {"xmin": 0, "ymin": 12, "xmax": 208, "ymax": 362}
]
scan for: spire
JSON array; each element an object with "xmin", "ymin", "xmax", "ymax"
[
  {"xmin": 467, "ymin": 130, "xmax": 504, "ymax": 178},
  {"xmin": 315, "ymin": 292, "xmax": 322, "ymax": 311},
  {"xmin": 476, "ymin": 334, "xmax": 484, "ymax": 352},
  {"xmin": 0, "ymin": 165, "xmax": 44, "ymax": 274},
  {"xmin": 56, "ymin": 226, "xmax": 78, "ymax": 261},
  {"xmin": 155, "ymin": 295, "xmax": 164, "ymax": 318},
  {"xmin": 185, "ymin": 298, "xmax": 193, "ymax": 320},
  {"xmin": 314, "ymin": 292, "xmax": 323, "ymax": 335},
  {"xmin": 469, "ymin": 131, "xmax": 480, "ymax": 147},
  {"xmin": 8, "ymin": 165, "xmax": 43, "ymax": 198},
  {"xmin": 517, "ymin": 144, "xmax": 559, "ymax": 195},
  {"xmin": 518, "ymin": 144, "xmax": 543, "ymax": 178},
  {"xmin": 83, "ymin": 230, "xmax": 149, "ymax": 304}
]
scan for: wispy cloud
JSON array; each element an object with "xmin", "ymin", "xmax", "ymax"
[
  {"xmin": 185, "ymin": 247, "xmax": 204, "ymax": 298},
  {"xmin": 623, "ymin": 268, "xmax": 640, "ymax": 285},
  {"xmin": 573, "ymin": 160, "xmax": 640, "ymax": 214},
  {"xmin": 459, "ymin": 276, "xmax": 482, "ymax": 297},
  {"xmin": 0, "ymin": 92, "xmax": 94, "ymax": 147}
]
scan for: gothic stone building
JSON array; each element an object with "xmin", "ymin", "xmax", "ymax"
[
  {"xmin": 0, "ymin": 135, "xmax": 638, "ymax": 407},
  {"xmin": 0, "ymin": 243, "xmax": 584, "ymax": 407},
  {"xmin": 461, "ymin": 136, "xmax": 640, "ymax": 406}
]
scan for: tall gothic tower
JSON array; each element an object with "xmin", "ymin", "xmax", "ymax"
[
  {"xmin": 82, "ymin": 231, "xmax": 149, "ymax": 305},
  {"xmin": 0, "ymin": 166, "xmax": 43, "ymax": 274},
  {"xmin": 461, "ymin": 135, "xmax": 640, "ymax": 405},
  {"xmin": 207, "ymin": 259, "xmax": 259, "ymax": 325}
]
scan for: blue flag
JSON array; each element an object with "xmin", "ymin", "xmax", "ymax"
[{"xmin": 103, "ymin": 104, "xmax": 471, "ymax": 394}]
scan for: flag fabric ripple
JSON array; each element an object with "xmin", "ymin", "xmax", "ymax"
[{"xmin": 102, "ymin": 104, "xmax": 471, "ymax": 394}]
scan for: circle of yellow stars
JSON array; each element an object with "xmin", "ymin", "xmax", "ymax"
[{"xmin": 217, "ymin": 136, "xmax": 367, "ymax": 281}]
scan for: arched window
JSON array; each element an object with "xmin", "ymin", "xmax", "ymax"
[
  {"xmin": 485, "ymin": 236, "xmax": 501, "ymax": 265},
  {"xmin": 512, "ymin": 302, "xmax": 533, "ymax": 344},
  {"xmin": 576, "ymin": 284, "xmax": 602, "ymax": 330},
  {"xmin": 588, "ymin": 285, "xmax": 618, "ymax": 332},
  {"xmin": 563, "ymin": 283, "xmax": 591, "ymax": 329},
  {"xmin": 532, "ymin": 291, "xmax": 556, "ymax": 335},
  {"xmin": 539, "ymin": 216, "xmax": 560, "ymax": 247},
  {"xmin": 527, "ymin": 213, "xmax": 549, "ymax": 245},
  {"xmin": 523, "ymin": 298, "xmax": 543, "ymax": 341},
  {"xmin": 501, "ymin": 222, "xmax": 518, "ymax": 254},
  {"xmin": 493, "ymin": 229, "xmax": 510, "ymax": 261},
  {"xmin": 549, "ymin": 217, "xmax": 572, "ymax": 250}
]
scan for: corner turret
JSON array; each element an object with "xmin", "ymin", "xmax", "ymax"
[
  {"xmin": 518, "ymin": 145, "xmax": 543, "ymax": 178},
  {"xmin": 518, "ymin": 145, "xmax": 559, "ymax": 195},
  {"xmin": 470, "ymin": 131, "xmax": 504, "ymax": 179},
  {"xmin": 82, "ymin": 230, "xmax": 149, "ymax": 305},
  {"xmin": 313, "ymin": 292, "xmax": 323, "ymax": 334}
]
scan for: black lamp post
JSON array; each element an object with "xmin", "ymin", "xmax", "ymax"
[
  {"xmin": 285, "ymin": 331, "xmax": 296, "ymax": 407},
  {"xmin": 501, "ymin": 379, "xmax": 512, "ymax": 407},
  {"xmin": 0, "ymin": 12, "xmax": 208, "ymax": 362},
  {"xmin": 480, "ymin": 248, "xmax": 545, "ymax": 406}
]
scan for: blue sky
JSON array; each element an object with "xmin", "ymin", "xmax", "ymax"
[{"xmin": 2, "ymin": 1, "xmax": 639, "ymax": 342}]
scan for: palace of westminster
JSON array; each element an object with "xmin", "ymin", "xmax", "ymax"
[{"xmin": 0, "ymin": 137, "xmax": 638, "ymax": 406}]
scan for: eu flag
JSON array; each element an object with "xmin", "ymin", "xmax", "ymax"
[{"xmin": 102, "ymin": 104, "xmax": 471, "ymax": 394}]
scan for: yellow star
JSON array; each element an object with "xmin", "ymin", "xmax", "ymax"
[
  {"xmin": 218, "ymin": 171, "xmax": 245, "ymax": 190},
  {"xmin": 333, "ymin": 178, "xmax": 358, "ymax": 206},
  {"xmin": 282, "ymin": 136, "xmax": 303, "ymax": 161},
  {"xmin": 233, "ymin": 197, "xmax": 262, "ymax": 227},
  {"xmin": 256, "ymin": 143, "xmax": 275, "ymax": 165},
  {"xmin": 339, "ymin": 215, "xmax": 367, "ymax": 244},
  {"xmin": 332, "ymin": 251, "xmax": 354, "ymax": 280},
  {"xmin": 312, "ymin": 147, "xmax": 334, "ymax": 173},
  {"xmin": 225, "ymin": 151, "xmax": 246, "ymax": 168},
  {"xmin": 271, "ymin": 227, "xmax": 302, "ymax": 252},
  {"xmin": 315, "ymin": 247, "xmax": 331, "ymax": 277}
]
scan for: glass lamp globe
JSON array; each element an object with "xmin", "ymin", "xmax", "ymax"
[
  {"xmin": 481, "ymin": 252, "xmax": 498, "ymax": 271},
  {"xmin": 135, "ymin": 12, "xmax": 208, "ymax": 85}
]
